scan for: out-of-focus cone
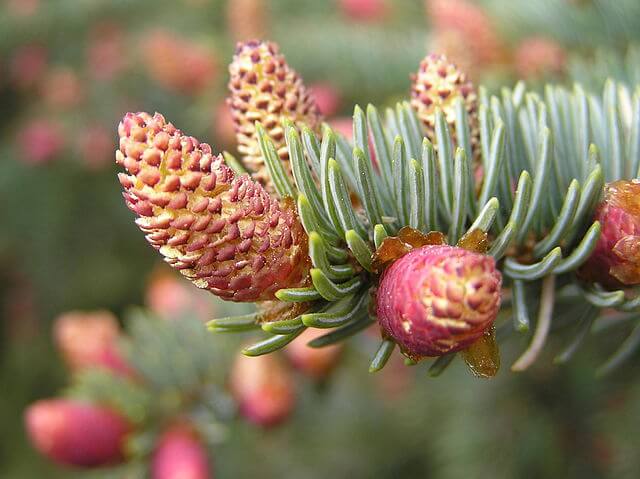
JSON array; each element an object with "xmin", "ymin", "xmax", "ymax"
[
  {"xmin": 285, "ymin": 328, "xmax": 343, "ymax": 380},
  {"xmin": 309, "ymin": 82, "xmax": 342, "ymax": 117},
  {"xmin": 151, "ymin": 424, "xmax": 212, "ymax": 479},
  {"xmin": 16, "ymin": 119, "xmax": 64, "ymax": 165},
  {"xmin": 40, "ymin": 67, "xmax": 84, "ymax": 110},
  {"xmin": 53, "ymin": 310, "xmax": 133, "ymax": 377},
  {"xmin": 146, "ymin": 269, "xmax": 216, "ymax": 322},
  {"xmin": 9, "ymin": 44, "xmax": 47, "ymax": 90},
  {"xmin": 227, "ymin": 0, "xmax": 268, "ymax": 41},
  {"xmin": 139, "ymin": 29, "xmax": 217, "ymax": 95},
  {"xmin": 25, "ymin": 399, "xmax": 131, "ymax": 468},
  {"xmin": 76, "ymin": 124, "xmax": 114, "ymax": 170},
  {"xmin": 339, "ymin": 0, "xmax": 389, "ymax": 23},
  {"xmin": 86, "ymin": 23, "xmax": 127, "ymax": 81},
  {"xmin": 514, "ymin": 36, "xmax": 567, "ymax": 80},
  {"xmin": 212, "ymin": 100, "xmax": 237, "ymax": 150},
  {"xmin": 425, "ymin": 0, "xmax": 508, "ymax": 78},
  {"xmin": 6, "ymin": 0, "xmax": 40, "ymax": 17},
  {"xmin": 229, "ymin": 352, "xmax": 295, "ymax": 427}
]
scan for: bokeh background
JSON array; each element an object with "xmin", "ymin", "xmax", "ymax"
[{"xmin": 2, "ymin": 0, "xmax": 640, "ymax": 477}]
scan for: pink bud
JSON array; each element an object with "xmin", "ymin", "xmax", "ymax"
[
  {"xmin": 25, "ymin": 399, "xmax": 130, "ymax": 468},
  {"xmin": 139, "ymin": 30, "xmax": 217, "ymax": 94},
  {"xmin": 376, "ymin": 244, "xmax": 501, "ymax": 358},
  {"xmin": 515, "ymin": 36, "xmax": 566, "ymax": 79},
  {"xmin": 9, "ymin": 44, "xmax": 47, "ymax": 90},
  {"xmin": 40, "ymin": 67, "xmax": 84, "ymax": 109},
  {"xmin": 339, "ymin": 0, "xmax": 388, "ymax": 22},
  {"xmin": 309, "ymin": 83, "xmax": 342, "ymax": 117},
  {"xmin": 212, "ymin": 100, "xmax": 236, "ymax": 149},
  {"xmin": 53, "ymin": 310, "xmax": 132, "ymax": 377},
  {"xmin": 6, "ymin": 0, "xmax": 40, "ymax": 17},
  {"xmin": 285, "ymin": 328, "xmax": 343, "ymax": 380},
  {"xmin": 230, "ymin": 353, "xmax": 295, "ymax": 427},
  {"xmin": 151, "ymin": 424, "xmax": 212, "ymax": 479},
  {"xmin": 145, "ymin": 270, "xmax": 216, "ymax": 322},
  {"xmin": 86, "ymin": 23, "xmax": 127, "ymax": 80},
  {"xmin": 17, "ymin": 119, "xmax": 64, "ymax": 165},
  {"xmin": 579, "ymin": 180, "xmax": 640, "ymax": 289},
  {"xmin": 76, "ymin": 124, "xmax": 114, "ymax": 170}
]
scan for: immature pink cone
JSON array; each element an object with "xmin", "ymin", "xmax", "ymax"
[
  {"xmin": 228, "ymin": 40, "xmax": 322, "ymax": 189},
  {"xmin": 116, "ymin": 112, "xmax": 310, "ymax": 302},
  {"xmin": 425, "ymin": 0, "xmax": 507, "ymax": 78},
  {"xmin": 25, "ymin": 399, "xmax": 130, "ymax": 468},
  {"xmin": 227, "ymin": 0, "xmax": 267, "ymax": 41},
  {"xmin": 579, "ymin": 180, "xmax": 640, "ymax": 289},
  {"xmin": 515, "ymin": 36, "xmax": 566, "ymax": 80},
  {"xmin": 229, "ymin": 352, "xmax": 295, "ymax": 427},
  {"xmin": 140, "ymin": 30, "xmax": 217, "ymax": 94},
  {"xmin": 339, "ymin": 0, "xmax": 388, "ymax": 22},
  {"xmin": 53, "ymin": 310, "xmax": 132, "ymax": 376},
  {"xmin": 410, "ymin": 53, "xmax": 478, "ymax": 156},
  {"xmin": 285, "ymin": 328, "xmax": 343, "ymax": 380},
  {"xmin": 376, "ymin": 244, "xmax": 501, "ymax": 358},
  {"xmin": 17, "ymin": 119, "xmax": 64, "ymax": 165},
  {"xmin": 146, "ymin": 270, "xmax": 216, "ymax": 322},
  {"xmin": 151, "ymin": 424, "xmax": 211, "ymax": 479}
]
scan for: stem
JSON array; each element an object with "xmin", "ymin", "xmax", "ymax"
[{"xmin": 511, "ymin": 275, "xmax": 556, "ymax": 372}]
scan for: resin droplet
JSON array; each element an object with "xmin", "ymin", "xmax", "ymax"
[
  {"xmin": 461, "ymin": 326, "xmax": 500, "ymax": 378},
  {"xmin": 456, "ymin": 229, "xmax": 489, "ymax": 254},
  {"xmin": 371, "ymin": 227, "xmax": 446, "ymax": 274}
]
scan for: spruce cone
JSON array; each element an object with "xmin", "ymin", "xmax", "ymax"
[
  {"xmin": 285, "ymin": 328, "xmax": 343, "ymax": 380},
  {"xmin": 376, "ymin": 244, "xmax": 501, "ymax": 358},
  {"xmin": 25, "ymin": 399, "xmax": 130, "ymax": 468},
  {"xmin": 227, "ymin": 40, "xmax": 322, "ymax": 189},
  {"xmin": 53, "ymin": 310, "xmax": 132, "ymax": 377},
  {"xmin": 151, "ymin": 424, "xmax": 211, "ymax": 479},
  {"xmin": 229, "ymin": 352, "xmax": 295, "ymax": 427},
  {"xmin": 579, "ymin": 180, "xmax": 640, "ymax": 289},
  {"xmin": 410, "ymin": 53, "xmax": 479, "ymax": 156},
  {"xmin": 425, "ymin": 0, "xmax": 507, "ymax": 78},
  {"xmin": 116, "ymin": 112, "xmax": 310, "ymax": 302}
]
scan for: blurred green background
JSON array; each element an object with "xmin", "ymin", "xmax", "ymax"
[{"xmin": 1, "ymin": 0, "xmax": 640, "ymax": 477}]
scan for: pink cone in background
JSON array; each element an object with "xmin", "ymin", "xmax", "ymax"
[
  {"xmin": 212, "ymin": 100, "xmax": 237, "ymax": 150},
  {"xmin": 515, "ymin": 36, "xmax": 566, "ymax": 80},
  {"xmin": 53, "ymin": 310, "xmax": 132, "ymax": 377},
  {"xmin": 151, "ymin": 424, "xmax": 212, "ymax": 479},
  {"xmin": 310, "ymin": 82, "xmax": 342, "ymax": 117},
  {"xmin": 339, "ymin": 0, "xmax": 388, "ymax": 22},
  {"xmin": 76, "ymin": 124, "xmax": 114, "ymax": 170},
  {"xmin": 17, "ymin": 119, "xmax": 64, "ymax": 165},
  {"xmin": 140, "ymin": 30, "xmax": 217, "ymax": 94},
  {"xmin": 426, "ymin": 0, "xmax": 507, "ymax": 78},
  {"xmin": 25, "ymin": 399, "xmax": 130, "ymax": 468},
  {"xmin": 285, "ymin": 328, "xmax": 343, "ymax": 380},
  {"xmin": 40, "ymin": 67, "xmax": 84, "ymax": 109},
  {"xmin": 87, "ymin": 23, "xmax": 127, "ymax": 80},
  {"xmin": 230, "ymin": 352, "xmax": 295, "ymax": 427},
  {"xmin": 9, "ymin": 44, "xmax": 47, "ymax": 90},
  {"xmin": 146, "ymin": 270, "xmax": 216, "ymax": 322}
]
